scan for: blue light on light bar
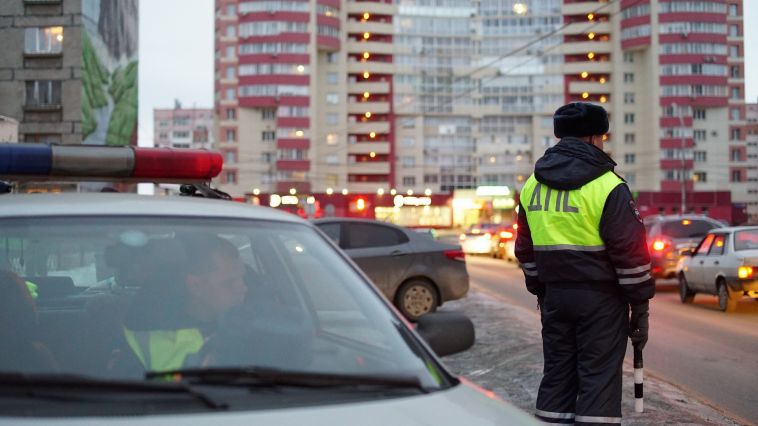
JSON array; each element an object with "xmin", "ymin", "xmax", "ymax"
[{"xmin": 0, "ymin": 144, "xmax": 52, "ymax": 175}]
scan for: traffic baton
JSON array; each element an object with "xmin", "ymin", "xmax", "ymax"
[{"xmin": 633, "ymin": 346, "xmax": 644, "ymax": 413}]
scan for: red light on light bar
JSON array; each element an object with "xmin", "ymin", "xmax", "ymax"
[{"xmin": 132, "ymin": 148, "xmax": 223, "ymax": 180}]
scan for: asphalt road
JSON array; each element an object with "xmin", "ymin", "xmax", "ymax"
[{"xmin": 464, "ymin": 255, "xmax": 758, "ymax": 425}]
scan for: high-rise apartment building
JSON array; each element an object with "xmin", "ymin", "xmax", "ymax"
[
  {"xmin": 745, "ymin": 102, "xmax": 758, "ymax": 222},
  {"xmin": 154, "ymin": 102, "xmax": 214, "ymax": 150},
  {"xmin": 0, "ymin": 0, "xmax": 138, "ymax": 147},
  {"xmin": 214, "ymin": 0, "xmax": 748, "ymax": 224}
]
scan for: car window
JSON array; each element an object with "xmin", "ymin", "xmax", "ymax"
[
  {"xmin": 708, "ymin": 234, "xmax": 727, "ymax": 256},
  {"xmin": 734, "ymin": 229, "xmax": 758, "ymax": 251},
  {"xmin": 660, "ymin": 219, "xmax": 719, "ymax": 239},
  {"xmin": 317, "ymin": 222, "xmax": 341, "ymax": 246},
  {"xmin": 696, "ymin": 234, "xmax": 715, "ymax": 255},
  {"xmin": 345, "ymin": 223, "xmax": 408, "ymax": 249}
]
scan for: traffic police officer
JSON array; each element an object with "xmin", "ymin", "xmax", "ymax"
[{"xmin": 515, "ymin": 102, "xmax": 654, "ymax": 425}]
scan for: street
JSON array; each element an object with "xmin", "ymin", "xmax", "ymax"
[{"xmin": 463, "ymin": 255, "xmax": 758, "ymax": 424}]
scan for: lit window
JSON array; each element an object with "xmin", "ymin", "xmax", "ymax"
[{"xmin": 24, "ymin": 27, "xmax": 63, "ymax": 54}]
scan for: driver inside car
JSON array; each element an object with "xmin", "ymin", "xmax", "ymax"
[{"xmin": 112, "ymin": 235, "xmax": 247, "ymax": 376}]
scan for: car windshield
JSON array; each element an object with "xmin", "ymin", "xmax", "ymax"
[
  {"xmin": 734, "ymin": 229, "xmax": 758, "ymax": 251},
  {"xmin": 660, "ymin": 220, "xmax": 719, "ymax": 239},
  {"xmin": 0, "ymin": 216, "xmax": 445, "ymax": 389}
]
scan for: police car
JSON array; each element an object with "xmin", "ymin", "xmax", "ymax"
[{"xmin": 0, "ymin": 144, "xmax": 535, "ymax": 424}]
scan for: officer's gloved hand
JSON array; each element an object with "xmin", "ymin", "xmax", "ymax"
[{"xmin": 629, "ymin": 301, "xmax": 649, "ymax": 350}]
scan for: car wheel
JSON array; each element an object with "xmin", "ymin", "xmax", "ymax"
[
  {"xmin": 395, "ymin": 280, "xmax": 438, "ymax": 321},
  {"xmin": 717, "ymin": 279, "xmax": 738, "ymax": 313},
  {"xmin": 678, "ymin": 273, "xmax": 695, "ymax": 304}
]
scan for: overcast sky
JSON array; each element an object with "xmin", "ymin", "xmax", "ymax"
[{"xmin": 137, "ymin": 0, "xmax": 758, "ymax": 149}]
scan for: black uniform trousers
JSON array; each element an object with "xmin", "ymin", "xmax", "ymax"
[{"xmin": 535, "ymin": 285, "xmax": 628, "ymax": 426}]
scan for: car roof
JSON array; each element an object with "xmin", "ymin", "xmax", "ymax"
[
  {"xmin": 0, "ymin": 193, "xmax": 304, "ymax": 223},
  {"xmin": 645, "ymin": 214, "xmax": 721, "ymax": 222},
  {"xmin": 708, "ymin": 226, "xmax": 758, "ymax": 234}
]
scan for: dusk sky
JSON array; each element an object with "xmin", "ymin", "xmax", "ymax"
[{"xmin": 137, "ymin": 0, "xmax": 758, "ymax": 149}]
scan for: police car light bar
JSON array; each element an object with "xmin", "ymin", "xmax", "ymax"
[{"xmin": 0, "ymin": 144, "xmax": 223, "ymax": 182}]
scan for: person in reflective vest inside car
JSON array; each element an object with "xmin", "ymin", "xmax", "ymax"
[
  {"xmin": 515, "ymin": 102, "xmax": 654, "ymax": 425},
  {"xmin": 119, "ymin": 236, "xmax": 247, "ymax": 375}
]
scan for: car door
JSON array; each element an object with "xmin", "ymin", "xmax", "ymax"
[
  {"xmin": 688, "ymin": 233, "xmax": 715, "ymax": 290},
  {"xmin": 702, "ymin": 233, "xmax": 728, "ymax": 295},
  {"xmin": 342, "ymin": 222, "xmax": 414, "ymax": 297}
]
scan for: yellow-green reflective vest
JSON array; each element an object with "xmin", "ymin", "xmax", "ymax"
[
  {"xmin": 25, "ymin": 281, "xmax": 38, "ymax": 299},
  {"xmin": 521, "ymin": 171, "xmax": 623, "ymax": 251},
  {"xmin": 123, "ymin": 327, "xmax": 205, "ymax": 372}
]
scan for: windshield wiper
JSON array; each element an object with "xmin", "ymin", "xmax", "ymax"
[
  {"xmin": 146, "ymin": 367, "xmax": 429, "ymax": 394},
  {"xmin": 0, "ymin": 372, "xmax": 226, "ymax": 410}
]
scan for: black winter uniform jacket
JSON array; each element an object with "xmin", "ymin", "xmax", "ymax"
[{"xmin": 515, "ymin": 137, "xmax": 655, "ymax": 305}]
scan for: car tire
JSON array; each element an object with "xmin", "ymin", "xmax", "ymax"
[
  {"xmin": 395, "ymin": 280, "xmax": 438, "ymax": 321},
  {"xmin": 717, "ymin": 279, "xmax": 739, "ymax": 313},
  {"xmin": 678, "ymin": 274, "xmax": 695, "ymax": 304}
]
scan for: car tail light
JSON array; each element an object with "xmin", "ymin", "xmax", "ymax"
[
  {"xmin": 444, "ymin": 250, "xmax": 466, "ymax": 261},
  {"xmin": 652, "ymin": 239, "xmax": 668, "ymax": 252},
  {"xmin": 459, "ymin": 234, "xmax": 466, "ymax": 241},
  {"xmin": 500, "ymin": 230, "xmax": 514, "ymax": 240},
  {"xmin": 738, "ymin": 266, "xmax": 754, "ymax": 279}
]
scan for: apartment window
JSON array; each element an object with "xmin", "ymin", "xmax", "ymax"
[
  {"xmin": 731, "ymin": 149, "xmax": 742, "ymax": 161},
  {"xmin": 158, "ymin": 132, "xmax": 168, "ymax": 140},
  {"xmin": 694, "ymin": 171, "xmax": 707, "ymax": 182},
  {"xmin": 225, "ymin": 88, "xmax": 235, "ymax": 100},
  {"xmin": 326, "ymin": 73, "xmax": 338, "ymax": 84},
  {"xmin": 693, "ymin": 109, "xmax": 706, "ymax": 120},
  {"xmin": 172, "ymin": 131, "xmax": 189, "ymax": 139},
  {"xmin": 731, "ymin": 87, "xmax": 740, "ymax": 99},
  {"xmin": 262, "ymin": 131, "xmax": 276, "ymax": 141},
  {"xmin": 402, "ymin": 137, "xmax": 415, "ymax": 147},
  {"xmin": 729, "ymin": 25, "xmax": 739, "ymax": 37},
  {"xmin": 225, "ymin": 129, "xmax": 235, "ymax": 142},
  {"xmin": 325, "ymin": 155, "xmax": 339, "ymax": 165},
  {"xmin": 624, "ymin": 133, "xmax": 636, "ymax": 144},
  {"xmin": 225, "ymin": 171, "xmax": 237, "ymax": 184},
  {"xmin": 624, "ymin": 153, "xmax": 636, "ymax": 164},
  {"xmin": 729, "ymin": 46, "xmax": 739, "ymax": 58},
  {"xmin": 326, "ymin": 53, "xmax": 338, "ymax": 63},
  {"xmin": 623, "ymin": 52, "xmax": 634, "ymax": 63},
  {"xmin": 731, "ymin": 170, "xmax": 742, "ymax": 182},
  {"xmin": 326, "ymin": 113, "xmax": 338, "ymax": 125},
  {"xmin": 731, "ymin": 66, "xmax": 740, "ymax": 78},
  {"xmin": 623, "ymin": 92, "xmax": 635, "ymax": 104},
  {"xmin": 225, "ymin": 151, "xmax": 236, "ymax": 164},
  {"xmin": 401, "ymin": 156, "xmax": 415, "ymax": 167},
  {"xmin": 225, "ymin": 67, "xmax": 235, "ymax": 79},
  {"xmin": 624, "ymin": 113, "xmax": 635, "ymax": 124},
  {"xmin": 226, "ymin": 26, "xmax": 236, "ymax": 38},
  {"xmin": 24, "ymin": 133, "xmax": 61, "ymax": 144},
  {"xmin": 623, "ymin": 73, "xmax": 634, "ymax": 83},
  {"xmin": 626, "ymin": 173, "xmax": 635, "ymax": 184},
  {"xmin": 262, "ymin": 109, "xmax": 276, "ymax": 120},
  {"xmin": 326, "ymin": 93, "xmax": 339, "ymax": 105},
  {"xmin": 326, "ymin": 133, "xmax": 338, "ymax": 145},
  {"xmin": 693, "ymin": 129, "xmax": 707, "ymax": 141},
  {"xmin": 226, "ymin": 108, "xmax": 236, "ymax": 120},
  {"xmin": 402, "ymin": 176, "xmax": 416, "ymax": 186},
  {"xmin": 226, "ymin": 4, "xmax": 235, "ymax": 15},
  {"xmin": 731, "ymin": 108, "xmax": 741, "ymax": 120},
  {"xmin": 24, "ymin": 27, "xmax": 63, "ymax": 54},
  {"xmin": 401, "ymin": 118, "xmax": 415, "ymax": 128},
  {"xmin": 225, "ymin": 46, "xmax": 235, "ymax": 58},
  {"xmin": 694, "ymin": 151, "xmax": 707, "ymax": 162},
  {"xmin": 24, "ymin": 80, "xmax": 61, "ymax": 108},
  {"xmin": 424, "ymin": 174, "xmax": 438, "ymax": 184},
  {"xmin": 730, "ymin": 128, "xmax": 741, "ymax": 140}
]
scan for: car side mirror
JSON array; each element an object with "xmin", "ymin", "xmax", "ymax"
[{"xmin": 415, "ymin": 312, "xmax": 475, "ymax": 357}]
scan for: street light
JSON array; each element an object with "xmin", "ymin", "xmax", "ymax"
[{"xmin": 512, "ymin": 2, "xmax": 528, "ymax": 15}]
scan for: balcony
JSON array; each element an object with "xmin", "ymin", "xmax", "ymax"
[
  {"xmin": 562, "ymin": 61, "xmax": 612, "ymax": 74},
  {"xmin": 347, "ymin": 61, "xmax": 395, "ymax": 75},
  {"xmin": 568, "ymin": 81, "xmax": 610, "ymax": 94},
  {"xmin": 347, "ymin": 100, "xmax": 390, "ymax": 114},
  {"xmin": 346, "ymin": 21, "xmax": 394, "ymax": 36},
  {"xmin": 348, "ymin": 141, "xmax": 390, "ymax": 155},
  {"xmin": 348, "ymin": 80, "xmax": 390, "ymax": 94},
  {"xmin": 562, "ymin": 2, "xmax": 605, "ymax": 16},
  {"xmin": 276, "ymin": 160, "xmax": 310, "ymax": 171},
  {"xmin": 561, "ymin": 41, "xmax": 612, "ymax": 55},
  {"xmin": 348, "ymin": 122, "xmax": 390, "ymax": 134},
  {"xmin": 345, "ymin": 2, "xmax": 397, "ymax": 15},
  {"xmin": 347, "ymin": 162, "xmax": 390, "ymax": 174},
  {"xmin": 564, "ymin": 21, "xmax": 611, "ymax": 35},
  {"xmin": 346, "ymin": 41, "xmax": 394, "ymax": 55}
]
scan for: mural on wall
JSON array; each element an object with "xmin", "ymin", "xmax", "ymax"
[{"xmin": 81, "ymin": 0, "xmax": 138, "ymax": 146}]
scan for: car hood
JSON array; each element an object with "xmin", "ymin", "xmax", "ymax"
[{"xmin": 0, "ymin": 383, "xmax": 537, "ymax": 425}]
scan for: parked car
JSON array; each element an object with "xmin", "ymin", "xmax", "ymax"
[
  {"xmin": 492, "ymin": 224, "xmax": 517, "ymax": 261},
  {"xmin": 0, "ymin": 144, "xmax": 534, "ymax": 425},
  {"xmin": 459, "ymin": 225, "xmax": 501, "ymax": 256},
  {"xmin": 412, "ymin": 227, "xmax": 439, "ymax": 240},
  {"xmin": 676, "ymin": 226, "xmax": 758, "ymax": 312},
  {"xmin": 312, "ymin": 218, "xmax": 469, "ymax": 321},
  {"xmin": 644, "ymin": 215, "xmax": 725, "ymax": 280}
]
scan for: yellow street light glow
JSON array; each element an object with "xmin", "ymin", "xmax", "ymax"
[
  {"xmin": 363, "ymin": 52, "xmax": 370, "ymax": 59},
  {"xmin": 342, "ymin": 188, "xmax": 349, "ymax": 195},
  {"xmin": 424, "ymin": 188, "xmax": 432, "ymax": 196},
  {"xmin": 489, "ymin": 156, "xmax": 496, "ymax": 163},
  {"xmin": 600, "ymin": 96, "xmax": 607, "ymax": 103},
  {"xmin": 588, "ymin": 32, "xmax": 596, "ymax": 40},
  {"xmin": 57, "ymin": 34, "xmax": 63, "ymax": 42},
  {"xmin": 602, "ymin": 134, "xmax": 608, "ymax": 141},
  {"xmin": 326, "ymin": 188, "xmax": 334, "ymax": 195},
  {"xmin": 253, "ymin": 188, "xmax": 260, "ymax": 195},
  {"xmin": 512, "ymin": 2, "xmax": 528, "ymax": 15},
  {"xmin": 587, "ymin": 13, "xmax": 594, "ymax": 20},
  {"xmin": 377, "ymin": 188, "xmax": 385, "ymax": 195},
  {"xmin": 599, "ymin": 77, "xmax": 606, "ymax": 84},
  {"xmin": 363, "ymin": 71, "xmax": 370, "ymax": 79},
  {"xmin": 407, "ymin": 189, "xmax": 414, "ymax": 196},
  {"xmin": 369, "ymin": 151, "xmax": 376, "ymax": 158},
  {"xmin": 289, "ymin": 188, "xmax": 297, "ymax": 195},
  {"xmin": 581, "ymin": 92, "xmax": 590, "ymax": 99},
  {"xmin": 363, "ymin": 92, "xmax": 370, "ymax": 99},
  {"xmin": 364, "ymin": 112, "xmax": 372, "ymax": 118},
  {"xmin": 296, "ymin": 65, "xmax": 305, "ymax": 73},
  {"xmin": 325, "ymin": 10, "xmax": 332, "ymax": 16},
  {"xmin": 363, "ymin": 32, "xmax": 370, "ymax": 39},
  {"xmin": 390, "ymin": 189, "xmax": 397, "ymax": 195},
  {"xmin": 363, "ymin": 12, "xmax": 370, "ymax": 20},
  {"xmin": 295, "ymin": 130, "xmax": 304, "ymax": 137},
  {"xmin": 587, "ymin": 52, "xmax": 595, "ymax": 59},
  {"xmin": 581, "ymin": 71, "xmax": 589, "ymax": 79},
  {"xmin": 369, "ymin": 131, "xmax": 376, "ymax": 138}
]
